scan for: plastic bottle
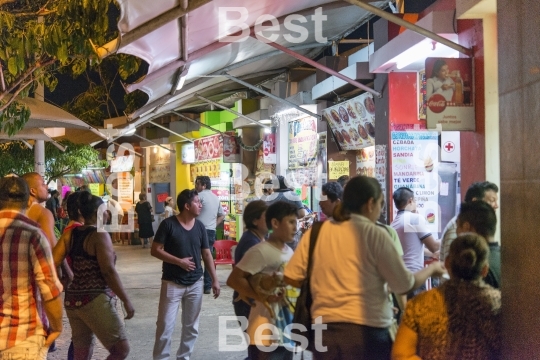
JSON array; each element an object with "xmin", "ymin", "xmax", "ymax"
[{"xmin": 454, "ymin": 70, "xmax": 464, "ymax": 105}]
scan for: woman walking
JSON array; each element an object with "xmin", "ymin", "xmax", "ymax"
[
  {"xmin": 54, "ymin": 191, "xmax": 134, "ymax": 360},
  {"xmin": 284, "ymin": 176, "xmax": 445, "ymax": 360},
  {"xmin": 135, "ymin": 193, "xmax": 154, "ymax": 248}
]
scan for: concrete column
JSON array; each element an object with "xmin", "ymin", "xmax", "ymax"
[
  {"xmin": 483, "ymin": 14, "xmax": 501, "ymax": 243},
  {"xmin": 34, "ymin": 140, "xmax": 45, "ymax": 178},
  {"xmin": 498, "ymin": 0, "xmax": 540, "ymax": 358}
]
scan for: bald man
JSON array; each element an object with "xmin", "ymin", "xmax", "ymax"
[
  {"xmin": 22, "ymin": 172, "xmax": 56, "ymax": 248},
  {"xmin": 22, "ymin": 172, "xmax": 70, "ymax": 353},
  {"xmin": 22, "ymin": 173, "xmax": 73, "ymax": 273}
]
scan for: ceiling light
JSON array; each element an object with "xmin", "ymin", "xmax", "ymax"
[
  {"xmin": 260, "ymin": 119, "xmax": 272, "ymax": 125},
  {"xmin": 124, "ymin": 128, "xmax": 136, "ymax": 136}
]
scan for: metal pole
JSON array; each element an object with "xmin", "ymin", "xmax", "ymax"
[
  {"xmin": 254, "ymin": 36, "xmax": 382, "ymax": 98},
  {"xmin": 131, "ymin": 133, "xmax": 176, "ymax": 153},
  {"xmin": 172, "ymin": 111, "xmax": 231, "ymax": 136},
  {"xmin": 344, "ymin": 0, "xmax": 472, "ymax": 57},
  {"xmin": 220, "ymin": 74, "xmax": 321, "ymax": 120},
  {"xmin": 34, "ymin": 140, "xmax": 45, "ymax": 177},
  {"xmin": 148, "ymin": 120, "xmax": 194, "ymax": 142},
  {"xmin": 94, "ymin": 0, "xmax": 211, "ymax": 59},
  {"xmin": 194, "ymin": 94, "xmax": 271, "ymax": 129}
]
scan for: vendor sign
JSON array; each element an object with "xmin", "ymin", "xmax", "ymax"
[
  {"xmin": 425, "ymin": 57, "xmax": 475, "ymax": 131},
  {"xmin": 288, "ymin": 116, "xmax": 317, "ymax": 169}
]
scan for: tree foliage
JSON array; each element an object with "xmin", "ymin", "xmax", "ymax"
[
  {"xmin": 61, "ymin": 54, "xmax": 147, "ymax": 126},
  {"xmin": 0, "ymin": 140, "xmax": 108, "ymax": 182},
  {"xmin": 0, "ymin": 0, "xmax": 145, "ymax": 133}
]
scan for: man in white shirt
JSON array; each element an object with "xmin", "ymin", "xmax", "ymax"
[
  {"xmin": 391, "ymin": 187, "xmax": 440, "ymax": 298},
  {"xmin": 195, "ymin": 176, "xmax": 226, "ymax": 294}
]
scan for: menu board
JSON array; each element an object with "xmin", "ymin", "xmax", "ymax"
[
  {"xmin": 322, "ymin": 93, "xmax": 376, "ymax": 151},
  {"xmin": 190, "ymin": 159, "xmax": 221, "ymax": 181},
  {"xmin": 329, "ymin": 161, "xmax": 349, "ymax": 180},
  {"xmin": 288, "ymin": 116, "xmax": 317, "ymax": 169},
  {"xmin": 375, "ymin": 144, "xmax": 387, "ymax": 222},
  {"xmin": 356, "ymin": 146, "xmax": 375, "ymax": 177},
  {"xmin": 391, "ymin": 131, "xmax": 439, "ymax": 232},
  {"xmin": 195, "ymin": 134, "xmax": 222, "ymax": 161},
  {"xmin": 223, "ymin": 132, "xmax": 240, "ymax": 163},
  {"xmin": 117, "ymin": 172, "xmax": 134, "ymax": 210}
]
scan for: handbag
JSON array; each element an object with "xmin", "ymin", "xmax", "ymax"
[{"xmin": 291, "ymin": 221, "xmax": 323, "ymax": 351}]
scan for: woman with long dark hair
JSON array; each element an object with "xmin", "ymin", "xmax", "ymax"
[
  {"xmin": 135, "ymin": 193, "xmax": 154, "ymax": 248},
  {"xmin": 392, "ymin": 233, "xmax": 501, "ymax": 360},
  {"xmin": 54, "ymin": 191, "xmax": 134, "ymax": 360},
  {"xmin": 284, "ymin": 176, "xmax": 445, "ymax": 359}
]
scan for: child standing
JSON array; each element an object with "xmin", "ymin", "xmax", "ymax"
[{"xmin": 227, "ymin": 201, "xmax": 299, "ymax": 360}]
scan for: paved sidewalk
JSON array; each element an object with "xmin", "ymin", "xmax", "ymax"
[{"xmin": 47, "ymin": 244, "xmax": 310, "ymax": 359}]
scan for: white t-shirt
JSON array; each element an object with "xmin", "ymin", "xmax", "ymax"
[
  {"xmin": 391, "ymin": 211, "xmax": 432, "ymax": 272},
  {"xmin": 236, "ymin": 241, "xmax": 294, "ymax": 346},
  {"xmin": 197, "ymin": 190, "xmax": 225, "ymax": 230},
  {"xmin": 285, "ymin": 215, "xmax": 414, "ymax": 328},
  {"xmin": 164, "ymin": 205, "xmax": 175, "ymax": 218},
  {"xmin": 426, "ymin": 76, "xmax": 454, "ymax": 101}
]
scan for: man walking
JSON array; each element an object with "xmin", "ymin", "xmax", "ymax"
[
  {"xmin": 151, "ymin": 189, "xmax": 221, "ymax": 360},
  {"xmin": 0, "ymin": 176, "xmax": 63, "ymax": 359},
  {"xmin": 195, "ymin": 176, "xmax": 226, "ymax": 294},
  {"xmin": 22, "ymin": 172, "xmax": 70, "ymax": 353},
  {"xmin": 22, "ymin": 172, "xmax": 56, "ymax": 247},
  {"xmin": 391, "ymin": 187, "xmax": 440, "ymax": 298}
]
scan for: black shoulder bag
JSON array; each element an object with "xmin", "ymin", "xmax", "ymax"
[{"xmin": 291, "ymin": 221, "xmax": 323, "ymax": 352}]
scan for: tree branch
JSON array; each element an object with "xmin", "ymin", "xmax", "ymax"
[
  {"xmin": 0, "ymin": 56, "xmax": 55, "ymax": 102},
  {"xmin": 0, "ymin": 77, "xmax": 34, "ymax": 112},
  {"xmin": 0, "ymin": 63, "xmax": 5, "ymax": 92}
]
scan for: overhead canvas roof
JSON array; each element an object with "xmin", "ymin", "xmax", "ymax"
[{"xmin": 110, "ymin": 0, "xmax": 390, "ymax": 129}]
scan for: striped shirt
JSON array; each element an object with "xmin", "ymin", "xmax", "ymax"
[{"xmin": 0, "ymin": 210, "xmax": 63, "ymax": 350}]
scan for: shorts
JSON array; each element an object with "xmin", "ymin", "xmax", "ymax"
[
  {"xmin": 66, "ymin": 293, "xmax": 127, "ymax": 350},
  {"xmin": 0, "ymin": 335, "xmax": 47, "ymax": 360}
]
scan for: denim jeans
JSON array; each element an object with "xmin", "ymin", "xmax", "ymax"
[
  {"xmin": 203, "ymin": 229, "xmax": 216, "ymax": 291},
  {"xmin": 153, "ymin": 278, "xmax": 204, "ymax": 360}
]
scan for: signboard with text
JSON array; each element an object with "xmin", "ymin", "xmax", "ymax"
[
  {"xmin": 426, "ymin": 57, "xmax": 475, "ymax": 131},
  {"xmin": 328, "ymin": 161, "xmax": 350, "ymax": 180},
  {"xmin": 391, "ymin": 131, "xmax": 439, "ymax": 232},
  {"xmin": 223, "ymin": 132, "xmax": 240, "ymax": 163},
  {"xmin": 195, "ymin": 134, "xmax": 222, "ymax": 162},
  {"xmin": 288, "ymin": 116, "xmax": 317, "ymax": 169},
  {"xmin": 263, "ymin": 133, "xmax": 277, "ymax": 164},
  {"xmin": 322, "ymin": 93, "xmax": 376, "ymax": 150}
]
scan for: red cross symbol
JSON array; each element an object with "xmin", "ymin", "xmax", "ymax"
[{"xmin": 444, "ymin": 141, "xmax": 455, "ymax": 152}]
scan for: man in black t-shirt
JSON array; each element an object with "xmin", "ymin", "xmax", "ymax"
[{"xmin": 151, "ymin": 189, "xmax": 221, "ymax": 360}]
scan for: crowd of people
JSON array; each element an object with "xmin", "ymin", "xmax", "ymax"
[
  {"xmin": 0, "ymin": 172, "xmax": 501, "ymax": 360},
  {"xmin": 227, "ymin": 176, "xmax": 501, "ymax": 360}
]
